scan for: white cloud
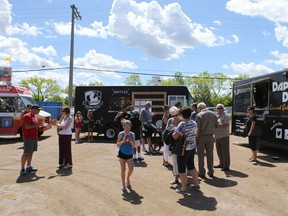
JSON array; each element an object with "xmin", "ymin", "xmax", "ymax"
[
  {"xmin": 0, "ymin": 35, "xmax": 60, "ymax": 68},
  {"xmin": 222, "ymin": 64, "xmax": 229, "ymax": 70},
  {"xmin": 274, "ymin": 24, "xmax": 288, "ymax": 47},
  {"xmin": 108, "ymin": 0, "xmax": 227, "ymax": 60},
  {"xmin": 0, "ymin": 0, "xmax": 12, "ymax": 34},
  {"xmin": 228, "ymin": 62, "xmax": 274, "ymax": 76},
  {"xmin": 52, "ymin": 22, "xmax": 71, "ymax": 35},
  {"xmin": 62, "ymin": 49, "xmax": 137, "ymax": 82},
  {"xmin": 32, "ymin": 45, "xmax": 57, "ymax": 57},
  {"xmin": 12, "ymin": 70, "xmax": 70, "ymax": 88},
  {"xmin": 52, "ymin": 21, "xmax": 108, "ymax": 38},
  {"xmin": 226, "ymin": 0, "xmax": 288, "ymax": 24},
  {"xmin": 7, "ymin": 23, "xmax": 42, "ymax": 36},
  {"xmin": 226, "ymin": 34, "xmax": 239, "ymax": 44},
  {"xmin": 268, "ymin": 50, "xmax": 288, "ymax": 68},
  {"xmin": 213, "ymin": 20, "xmax": 222, "ymax": 26}
]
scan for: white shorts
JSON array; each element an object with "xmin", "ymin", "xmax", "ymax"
[
  {"xmin": 134, "ymin": 140, "xmax": 141, "ymax": 148},
  {"xmin": 171, "ymin": 154, "xmax": 179, "ymax": 176}
]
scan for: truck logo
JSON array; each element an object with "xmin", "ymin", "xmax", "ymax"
[
  {"xmin": 276, "ymin": 128, "xmax": 282, "ymax": 139},
  {"xmin": 82, "ymin": 90, "xmax": 103, "ymax": 111},
  {"xmin": 285, "ymin": 129, "xmax": 288, "ymax": 140}
]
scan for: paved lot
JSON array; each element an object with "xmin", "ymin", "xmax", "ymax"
[{"xmin": 0, "ymin": 127, "xmax": 288, "ymax": 216}]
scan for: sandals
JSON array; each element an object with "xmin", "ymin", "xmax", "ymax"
[
  {"xmin": 164, "ymin": 163, "xmax": 173, "ymax": 168},
  {"xmin": 170, "ymin": 179, "xmax": 179, "ymax": 185},
  {"xmin": 122, "ymin": 186, "xmax": 127, "ymax": 192},
  {"xmin": 248, "ymin": 158, "xmax": 258, "ymax": 162},
  {"xmin": 126, "ymin": 180, "xmax": 132, "ymax": 189}
]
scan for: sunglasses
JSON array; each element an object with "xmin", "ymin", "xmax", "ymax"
[{"xmin": 217, "ymin": 108, "xmax": 223, "ymax": 110}]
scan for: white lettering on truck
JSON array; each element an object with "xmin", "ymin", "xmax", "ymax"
[{"xmin": 272, "ymin": 81, "xmax": 288, "ymax": 102}]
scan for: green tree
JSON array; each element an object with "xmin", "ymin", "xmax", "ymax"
[
  {"xmin": 124, "ymin": 74, "xmax": 142, "ymax": 86},
  {"xmin": 186, "ymin": 71, "xmax": 232, "ymax": 107},
  {"xmin": 161, "ymin": 71, "xmax": 184, "ymax": 86},
  {"xmin": 19, "ymin": 77, "xmax": 62, "ymax": 102}
]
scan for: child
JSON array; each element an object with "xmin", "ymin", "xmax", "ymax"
[
  {"xmin": 116, "ymin": 120, "xmax": 135, "ymax": 192},
  {"xmin": 130, "ymin": 110, "xmax": 144, "ymax": 163}
]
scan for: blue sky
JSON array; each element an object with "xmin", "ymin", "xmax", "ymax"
[{"xmin": 0, "ymin": 0, "xmax": 288, "ymax": 88}]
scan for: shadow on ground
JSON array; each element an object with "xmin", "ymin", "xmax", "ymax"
[
  {"xmin": 122, "ymin": 188, "xmax": 144, "ymax": 205},
  {"xmin": 177, "ymin": 191, "xmax": 217, "ymax": 211},
  {"xmin": 16, "ymin": 173, "xmax": 45, "ymax": 183}
]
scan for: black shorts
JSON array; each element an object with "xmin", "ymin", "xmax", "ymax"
[
  {"xmin": 177, "ymin": 149, "xmax": 196, "ymax": 173},
  {"xmin": 118, "ymin": 151, "xmax": 133, "ymax": 160},
  {"xmin": 248, "ymin": 136, "xmax": 258, "ymax": 151}
]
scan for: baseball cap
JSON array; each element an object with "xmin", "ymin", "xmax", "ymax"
[
  {"xmin": 133, "ymin": 109, "xmax": 139, "ymax": 114},
  {"xmin": 169, "ymin": 106, "xmax": 179, "ymax": 116},
  {"xmin": 31, "ymin": 105, "xmax": 41, "ymax": 110}
]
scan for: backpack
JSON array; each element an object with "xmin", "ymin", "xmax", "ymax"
[{"xmin": 165, "ymin": 131, "xmax": 186, "ymax": 155}]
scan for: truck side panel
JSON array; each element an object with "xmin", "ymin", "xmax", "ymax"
[{"xmin": 232, "ymin": 70, "xmax": 288, "ymax": 150}]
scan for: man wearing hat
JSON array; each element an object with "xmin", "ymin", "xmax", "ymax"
[
  {"xmin": 140, "ymin": 102, "xmax": 153, "ymax": 152},
  {"xmin": 214, "ymin": 104, "xmax": 230, "ymax": 171},
  {"xmin": 20, "ymin": 105, "xmax": 43, "ymax": 175}
]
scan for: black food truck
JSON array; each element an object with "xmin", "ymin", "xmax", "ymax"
[
  {"xmin": 75, "ymin": 85, "xmax": 192, "ymax": 140},
  {"xmin": 232, "ymin": 69, "xmax": 288, "ymax": 150}
]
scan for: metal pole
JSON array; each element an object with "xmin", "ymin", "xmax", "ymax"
[
  {"xmin": 68, "ymin": 5, "xmax": 75, "ymax": 108},
  {"xmin": 68, "ymin": 4, "xmax": 81, "ymax": 108}
]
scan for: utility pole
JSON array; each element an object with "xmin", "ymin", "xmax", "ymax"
[{"xmin": 68, "ymin": 4, "xmax": 81, "ymax": 108}]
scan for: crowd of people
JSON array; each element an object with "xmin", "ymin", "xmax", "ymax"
[{"xmin": 19, "ymin": 101, "xmax": 261, "ymax": 195}]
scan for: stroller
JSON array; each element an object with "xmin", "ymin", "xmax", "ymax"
[{"xmin": 142, "ymin": 123, "xmax": 163, "ymax": 155}]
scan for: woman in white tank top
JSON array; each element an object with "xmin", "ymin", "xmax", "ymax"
[{"xmin": 57, "ymin": 107, "xmax": 73, "ymax": 169}]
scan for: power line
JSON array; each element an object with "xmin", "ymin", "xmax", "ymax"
[{"xmin": 11, "ymin": 66, "xmax": 242, "ymax": 81}]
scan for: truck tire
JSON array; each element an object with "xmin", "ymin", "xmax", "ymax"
[{"xmin": 105, "ymin": 126, "xmax": 118, "ymax": 140}]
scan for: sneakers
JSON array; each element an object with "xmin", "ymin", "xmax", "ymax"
[
  {"xmin": 63, "ymin": 164, "xmax": 72, "ymax": 169},
  {"xmin": 138, "ymin": 157, "xmax": 144, "ymax": 162},
  {"xmin": 133, "ymin": 158, "xmax": 138, "ymax": 163},
  {"xmin": 175, "ymin": 188, "xmax": 187, "ymax": 195},
  {"xmin": 26, "ymin": 166, "xmax": 38, "ymax": 173},
  {"xmin": 58, "ymin": 163, "xmax": 66, "ymax": 169},
  {"xmin": 20, "ymin": 168, "xmax": 26, "ymax": 175},
  {"xmin": 190, "ymin": 184, "xmax": 201, "ymax": 191}
]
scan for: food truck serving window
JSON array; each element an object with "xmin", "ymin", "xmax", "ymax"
[
  {"xmin": 0, "ymin": 97, "xmax": 15, "ymax": 112},
  {"xmin": 233, "ymin": 84, "xmax": 251, "ymax": 113},
  {"xmin": 108, "ymin": 97, "xmax": 130, "ymax": 111},
  {"xmin": 252, "ymin": 81, "xmax": 269, "ymax": 109}
]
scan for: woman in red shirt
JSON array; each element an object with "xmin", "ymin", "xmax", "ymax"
[{"xmin": 74, "ymin": 111, "xmax": 83, "ymax": 144}]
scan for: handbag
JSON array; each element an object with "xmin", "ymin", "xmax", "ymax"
[{"xmin": 169, "ymin": 134, "xmax": 186, "ymax": 155}]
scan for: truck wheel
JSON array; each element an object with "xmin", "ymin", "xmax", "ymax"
[{"xmin": 105, "ymin": 127, "xmax": 117, "ymax": 140}]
